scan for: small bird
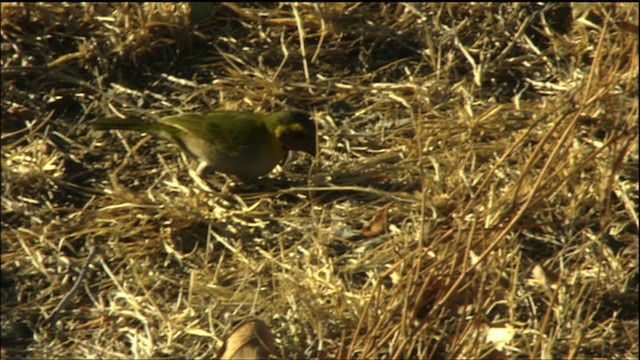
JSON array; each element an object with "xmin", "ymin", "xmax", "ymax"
[{"xmin": 93, "ymin": 110, "xmax": 316, "ymax": 181}]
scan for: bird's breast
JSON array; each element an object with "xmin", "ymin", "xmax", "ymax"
[{"xmin": 178, "ymin": 132, "xmax": 287, "ymax": 179}]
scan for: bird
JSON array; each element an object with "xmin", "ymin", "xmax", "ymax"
[{"xmin": 93, "ymin": 110, "xmax": 316, "ymax": 181}]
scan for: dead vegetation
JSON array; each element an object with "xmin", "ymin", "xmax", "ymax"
[{"xmin": 1, "ymin": 3, "xmax": 638, "ymax": 359}]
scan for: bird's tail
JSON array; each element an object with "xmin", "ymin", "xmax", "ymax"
[{"xmin": 93, "ymin": 117, "xmax": 154, "ymax": 132}]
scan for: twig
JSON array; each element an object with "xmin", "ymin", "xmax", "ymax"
[{"xmin": 47, "ymin": 245, "xmax": 98, "ymax": 326}]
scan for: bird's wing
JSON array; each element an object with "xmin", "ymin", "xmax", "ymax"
[{"xmin": 159, "ymin": 112, "xmax": 267, "ymax": 153}]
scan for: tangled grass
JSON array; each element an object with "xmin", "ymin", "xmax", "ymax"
[{"xmin": 2, "ymin": 3, "xmax": 638, "ymax": 358}]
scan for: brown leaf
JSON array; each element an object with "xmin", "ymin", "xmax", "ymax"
[
  {"xmin": 616, "ymin": 21, "xmax": 639, "ymax": 36},
  {"xmin": 530, "ymin": 264, "xmax": 560, "ymax": 289},
  {"xmin": 361, "ymin": 208, "xmax": 388, "ymax": 238},
  {"xmin": 218, "ymin": 319, "xmax": 276, "ymax": 360}
]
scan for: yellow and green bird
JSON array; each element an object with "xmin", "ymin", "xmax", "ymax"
[{"xmin": 93, "ymin": 110, "xmax": 316, "ymax": 180}]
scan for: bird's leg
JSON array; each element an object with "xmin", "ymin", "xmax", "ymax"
[
  {"xmin": 219, "ymin": 175, "xmax": 234, "ymax": 195},
  {"xmin": 193, "ymin": 161, "xmax": 234, "ymax": 194},
  {"xmin": 190, "ymin": 162, "xmax": 220, "ymax": 192},
  {"xmin": 196, "ymin": 162, "xmax": 208, "ymax": 176}
]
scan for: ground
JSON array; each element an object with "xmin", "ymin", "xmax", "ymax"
[{"xmin": 1, "ymin": 3, "xmax": 638, "ymax": 359}]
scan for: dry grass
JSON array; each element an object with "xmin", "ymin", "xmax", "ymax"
[{"xmin": 1, "ymin": 3, "xmax": 638, "ymax": 359}]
